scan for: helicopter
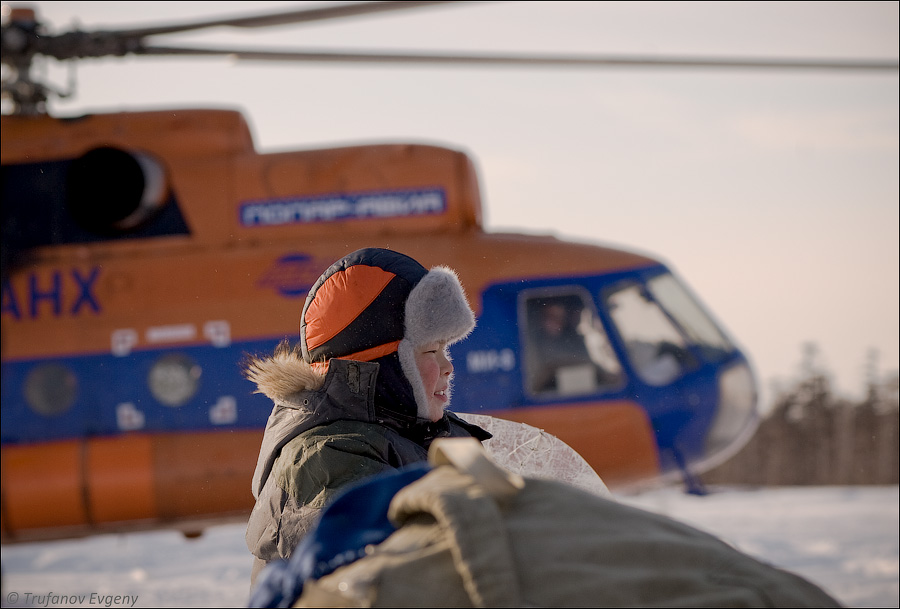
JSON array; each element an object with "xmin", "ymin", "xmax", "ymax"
[{"xmin": 2, "ymin": 1, "xmax": 896, "ymax": 544}]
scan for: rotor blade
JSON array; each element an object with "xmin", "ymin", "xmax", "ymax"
[
  {"xmin": 97, "ymin": 1, "xmax": 461, "ymax": 39},
  {"xmin": 137, "ymin": 46, "xmax": 900, "ymax": 73}
]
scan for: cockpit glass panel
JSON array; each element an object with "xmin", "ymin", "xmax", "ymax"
[
  {"xmin": 605, "ymin": 282, "xmax": 695, "ymax": 386},
  {"xmin": 521, "ymin": 289, "xmax": 623, "ymax": 397},
  {"xmin": 647, "ymin": 273, "xmax": 733, "ymax": 359}
]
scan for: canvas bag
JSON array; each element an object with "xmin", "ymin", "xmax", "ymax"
[{"xmin": 280, "ymin": 438, "xmax": 840, "ymax": 608}]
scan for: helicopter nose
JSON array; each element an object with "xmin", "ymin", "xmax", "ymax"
[{"xmin": 705, "ymin": 361, "xmax": 758, "ymax": 464}]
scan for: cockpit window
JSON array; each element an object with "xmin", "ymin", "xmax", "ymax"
[
  {"xmin": 605, "ymin": 282, "xmax": 698, "ymax": 386},
  {"xmin": 521, "ymin": 289, "xmax": 623, "ymax": 397},
  {"xmin": 646, "ymin": 273, "xmax": 733, "ymax": 359}
]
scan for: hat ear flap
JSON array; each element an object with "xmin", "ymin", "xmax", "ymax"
[
  {"xmin": 398, "ymin": 339, "xmax": 432, "ymax": 419},
  {"xmin": 401, "ymin": 266, "xmax": 473, "ymax": 419},
  {"xmin": 403, "ymin": 266, "xmax": 476, "ymax": 348}
]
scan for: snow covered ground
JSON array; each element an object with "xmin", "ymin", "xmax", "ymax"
[{"xmin": 2, "ymin": 485, "xmax": 897, "ymax": 608}]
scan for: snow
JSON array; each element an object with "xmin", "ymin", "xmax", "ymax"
[{"xmin": 2, "ymin": 485, "xmax": 897, "ymax": 608}]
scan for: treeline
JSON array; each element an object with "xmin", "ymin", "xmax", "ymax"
[{"xmin": 703, "ymin": 351, "xmax": 899, "ymax": 486}]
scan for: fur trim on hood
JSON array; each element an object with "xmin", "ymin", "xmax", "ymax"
[{"xmin": 244, "ymin": 340, "xmax": 325, "ymax": 402}]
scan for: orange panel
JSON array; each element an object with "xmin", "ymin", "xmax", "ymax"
[
  {"xmin": 487, "ymin": 401, "xmax": 660, "ymax": 488},
  {"xmin": 1, "ymin": 430, "xmax": 263, "ymax": 541},
  {"xmin": 232, "ymin": 144, "xmax": 482, "ymax": 241},
  {"xmin": 152, "ymin": 430, "xmax": 261, "ymax": 520},
  {"xmin": 1, "ymin": 440, "xmax": 87, "ymax": 531},
  {"xmin": 1, "ymin": 110, "xmax": 254, "ymax": 164},
  {"xmin": 85, "ymin": 435, "xmax": 157, "ymax": 523}
]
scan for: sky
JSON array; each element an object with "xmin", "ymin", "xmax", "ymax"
[
  {"xmin": 4, "ymin": 1, "xmax": 898, "ymax": 408},
  {"xmin": 2, "ymin": 484, "xmax": 897, "ymax": 607}
]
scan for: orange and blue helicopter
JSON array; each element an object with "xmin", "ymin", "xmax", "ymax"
[{"xmin": 4, "ymin": 1, "xmax": 893, "ymax": 544}]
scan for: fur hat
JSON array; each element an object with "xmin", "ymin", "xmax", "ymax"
[{"xmin": 300, "ymin": 248, "xmax": 475, "ymax": 418}]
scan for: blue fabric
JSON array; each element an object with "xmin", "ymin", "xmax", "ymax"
[{"xmin": 248, "ymin": 462, "xmax": 432, "ymax": 608}]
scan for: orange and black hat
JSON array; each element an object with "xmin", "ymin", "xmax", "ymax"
[
  {"xmin": 300, "ymin": 248, "xmax": 475, "ymax": 419},
  {"xmin": 300, "ymin": 248, "xmax": 475, "ymax": 364}
]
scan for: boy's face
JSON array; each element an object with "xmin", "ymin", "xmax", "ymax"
[{"xmin": 414, "ymin": 340, "xmax": 453, "ymax": 422}]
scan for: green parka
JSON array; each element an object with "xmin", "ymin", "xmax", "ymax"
[{"xmin": 244, "ymin": 345, "xmax": 488, "ymax": 585}]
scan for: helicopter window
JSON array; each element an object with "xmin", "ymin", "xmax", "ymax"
[
  {"xmin": 605, "ymin": 282, "xmax": 697, "ymax": 386},
  {"xmin": 24, "ymin": 363, "xmax": 78, "ymax": 417},
  {"xmin": 521, "ymin": 289, "xmax": 623, "ymax": 397},
  {"xmin": 646, "ymin": 273, "xmax": 734, "ymax": 360},
  {"xmin": 148, "ymin": 353, "xmax": 202, "ymax": 407}
]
